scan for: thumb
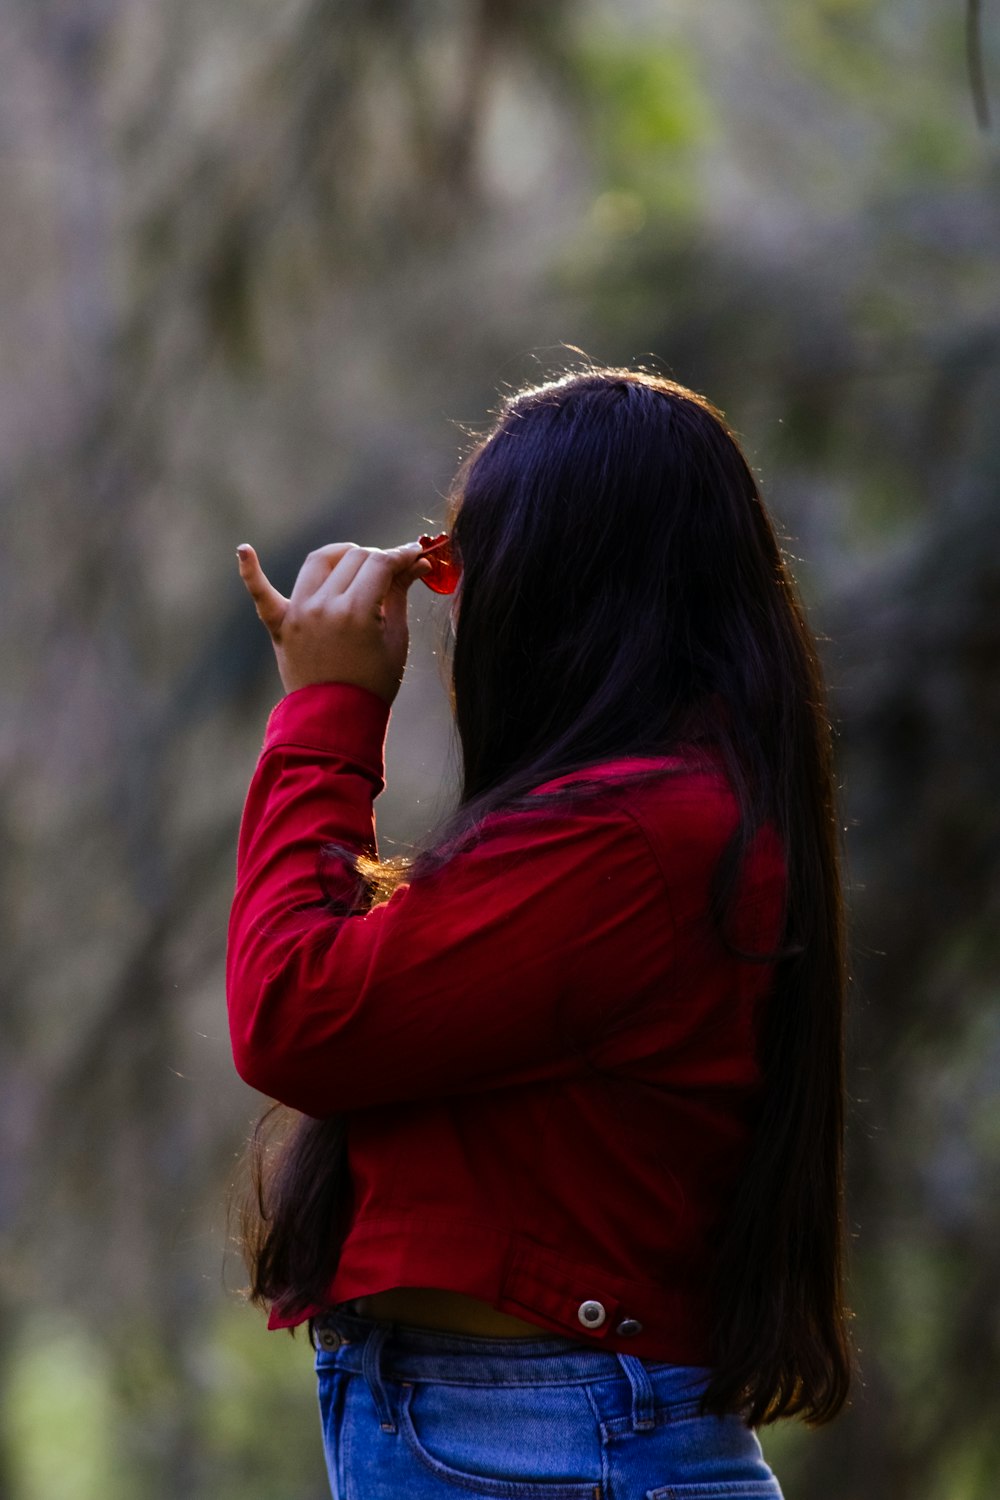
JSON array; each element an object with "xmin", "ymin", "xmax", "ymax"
[
  {"xmin": 383, "ymin": 543, "xmax": 432, "ymax": 595},
  {"xmin": 397, "ymin": 556, "xmax": 433, "ymax": 589},
  {"xmin": 385, "ymin": 556, "xmax": 432, "ymax": 615},
  {"xmin": 381, "ymin": 555, "xmax": 430, "ymax": 640},
  {"xmin": 237, "ymin": 543, "xmax": 289, "ymax": 637}
]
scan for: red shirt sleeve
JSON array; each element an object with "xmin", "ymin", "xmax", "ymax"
[{"xmin": 226, "ymin": 682, "xmax": 671, "ymax": 1116}]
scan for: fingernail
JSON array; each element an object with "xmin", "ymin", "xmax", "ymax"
[{"xmin": 236, "ymin": 544, "xmax": 251, "ymax": 561}]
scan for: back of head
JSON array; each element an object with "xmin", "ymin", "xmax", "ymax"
[{"xmin": 449, "ymin": 369, "xmax": 800, "ymax": 812}]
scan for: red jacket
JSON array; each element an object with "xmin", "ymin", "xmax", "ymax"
[{"xmin": 227, "ymin": 682, "xmax": 785, "ymax": 1363}]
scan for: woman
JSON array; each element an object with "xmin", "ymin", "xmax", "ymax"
[{"xmin": 228, "ymin": 368, "xmax": 852, "ymax": 1498}]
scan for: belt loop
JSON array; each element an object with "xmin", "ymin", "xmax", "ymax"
[
  {"xmin": 361, "ymin": 1322, "xmax": 397, "ymax": 1434},
  {"xmin": 616, "ymin": 1352, "xmax": 655, "ymax": 1432}
]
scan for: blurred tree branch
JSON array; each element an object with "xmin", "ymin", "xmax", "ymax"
[{"xmin": 967, "ymin": 0, "xmax": 991, "ymax": 129}]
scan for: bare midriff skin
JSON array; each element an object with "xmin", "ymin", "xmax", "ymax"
[{"xmin": 346, "ymin": 1287, "xmax": 577, "ymax": 1340}]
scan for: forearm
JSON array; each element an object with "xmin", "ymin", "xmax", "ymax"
[{"xmin": 227, "ymin": 682, "xmax": 390, "ymax": 1099}]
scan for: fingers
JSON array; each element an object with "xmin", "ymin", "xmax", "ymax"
[
  {"xmin": 312, "ymin": 541, "xmax": 427, "ymax": 617},
  {"xmin": 319, "ymin": 543, "xmax": 382, "ymax": 603},
  {"xmin": 289, "ymin": 542, "xmax": 364, "ymax": 605},
  {"xmin": 236, "ymin": 544, "xmax": 289, "ymax": 636},
  {"xmin": 288, "ymin": 541, "xmax": 429, "ymax": 608}
]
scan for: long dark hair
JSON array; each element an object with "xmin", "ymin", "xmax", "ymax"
[{"xmin": 239, "ymin": 369, "xmax": 852, "ymax": 1426}]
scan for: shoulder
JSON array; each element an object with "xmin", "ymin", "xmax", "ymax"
[
  {"xmin": 527, "ymin": 749, "xmax": 787, "ymax": 909},
  {"xmin": 456, "ymin": 749, "xmax": 741, "ymax": 893},
  {"xmin": 528, "ymin": 748, "xmax": 739, "ymax": 844}
]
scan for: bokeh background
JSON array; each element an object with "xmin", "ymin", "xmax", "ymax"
[{"xmin": 2, "ymin": 1, "xmax": 999, "ymax": 1496}]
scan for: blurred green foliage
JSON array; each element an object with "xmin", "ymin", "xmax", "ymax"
[{"xmin": 6, "ymin": 1319, "xmax": 128, "ymax": 1500}]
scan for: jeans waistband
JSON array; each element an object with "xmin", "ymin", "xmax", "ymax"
[{"xmin": 313, "ymin": 1308, "xmax": 711, "ymax": 1436}]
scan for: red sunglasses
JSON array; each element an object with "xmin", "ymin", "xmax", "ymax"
[{"xmin": 417, "ymin": 532, "xmax": 461, "ymax": 595}]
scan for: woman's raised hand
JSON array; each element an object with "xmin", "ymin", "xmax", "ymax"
[{"xmin": 236, "ymin": 540, "xmax": 432, "ymax": 704}]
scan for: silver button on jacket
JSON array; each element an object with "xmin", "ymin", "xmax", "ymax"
[
  {"xmin": 616, "ymin": 1317, "xmax": 643, "ymax": 1337},
  {"xmin": 577, "ymin": 1299, "xmax": 607, "ymax": 1328}
]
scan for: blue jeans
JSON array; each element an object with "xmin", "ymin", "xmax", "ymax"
[{"xmin": 313, "ymin": 1310, "xmax": 783, "ymax": 1499}]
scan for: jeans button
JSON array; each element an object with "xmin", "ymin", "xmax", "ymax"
[
  {"xmin": 317, "ymin": 1327, "xmax": 342, "ymax": 1351},
  {"xmin": 616, "ymin": 1318, "xmax": 643, "ymax": 1337}
]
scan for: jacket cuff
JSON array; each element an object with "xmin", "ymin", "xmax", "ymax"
[{"xmin": 262, "ymin": 681, "xmax": 391, "ymax": 780}]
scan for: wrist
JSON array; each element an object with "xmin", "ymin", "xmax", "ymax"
[
  {"xmin": 264, "ymin": 680, "xmax": 392, "ymax": 764},
  {"xmin": 280, "ymin": 668, "xmax": 400, "ymax": 705}
]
